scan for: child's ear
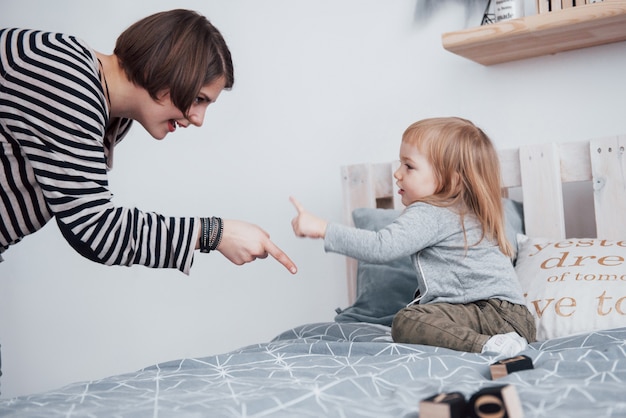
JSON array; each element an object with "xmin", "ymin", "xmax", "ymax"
[{"xmin": 448, "ymin": 171, "xmax": 462, "ymax": 192}]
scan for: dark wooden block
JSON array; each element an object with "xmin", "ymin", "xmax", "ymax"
[
  {"xmin": 467, "ymin": 384, "xmax": 523, "ymax": 418},
  {"xmin": 490, "ymin": 354, "xmax": 533, "ymax": 379},
  {"xmin": 418, "ymin": 392, "xmax": 466, "ymax": 418}
]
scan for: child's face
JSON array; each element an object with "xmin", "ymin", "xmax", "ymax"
[{"xmin": 394, "ymin": 141, "xmax": 438, "ymax": 206}]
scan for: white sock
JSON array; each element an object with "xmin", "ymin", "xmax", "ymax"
[{"xmin": 482, "ymin": 332, "xmax": 528, "ymax": 358}]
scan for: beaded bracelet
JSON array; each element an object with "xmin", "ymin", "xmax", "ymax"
[
  {"xmin": 199, "ymin": 217, "xmax": 223, "ymax": 253},
  {"xmin": 211, "ymin": 217, "xmax": 223, "ymax": 251},
  {"xmin": 200, "ymin": 217, "xmax": 210, "ymax": 253}
]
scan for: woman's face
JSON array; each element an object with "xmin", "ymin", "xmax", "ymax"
[
  {"xmin": 394, "ymin": 141, "xmax": 438, "ymax": 206},
  {"xmin": 139, "ymin": 76, "xmax": 227, "ymax": 140}
]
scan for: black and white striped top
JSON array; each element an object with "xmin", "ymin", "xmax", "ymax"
[{"xmin": 0, "ymin": 28, "xmax": 197, "ymax": 273}]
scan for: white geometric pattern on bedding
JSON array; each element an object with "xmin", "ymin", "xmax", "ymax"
[{"xmin": 1, "ymin": 323, "xmax": 625, "ymax": 417}]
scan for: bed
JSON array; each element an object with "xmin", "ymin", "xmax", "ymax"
[{"xmin": 1, "ymin": 136, "xmax": 626, "ymax": 417}]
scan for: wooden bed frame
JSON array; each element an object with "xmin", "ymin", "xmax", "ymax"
[{"xmin": 340, "ymin": 135, "xmax": 626, "ymax": 304}]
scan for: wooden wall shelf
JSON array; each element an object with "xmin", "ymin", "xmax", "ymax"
[{"xmin": 441, "ymin": 1, "xmax": 626, "ymax": 65}]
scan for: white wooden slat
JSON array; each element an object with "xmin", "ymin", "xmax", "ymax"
[
  {"xmin": 371, "ymin": 163, "xmax": 395, "ymax": 201},
  {"xmin": 498, "ymin": 148, "xmax": 522, "ymax": 189},
  {"xmin": 345, "ymin": 258, "xmax": 358, "ymax": 306},
  {"xmin": 590, "ymin": 135, "xmax": 626, "ymax": 240},
  {"xmin": 341, "ymin": 164, "xmax": 375, "ymax": 226},
  {"xmin": 519, "ymin": 143, "xmax": 566, "ymax": 240},
  {"xmin": 341, "ymin": 164, "xmax": 375, "ymax": 304},
  {"xmin": 558, "ymin": 141, "xmax": 592, "ymax": 182}
]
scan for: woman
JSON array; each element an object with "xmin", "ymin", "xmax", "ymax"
[{"xmin": 0, "ymin": 9, "xmax": 296, "ymax": 274}]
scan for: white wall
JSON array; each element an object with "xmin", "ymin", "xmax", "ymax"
[{"xmin": 1, "ymin": 0, "xmax": 625, "ymax": 399}]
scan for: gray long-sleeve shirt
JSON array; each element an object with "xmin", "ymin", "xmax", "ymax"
[{"xmin": 324, "ymin": 202, "xmax": 525, "ymax": 306}]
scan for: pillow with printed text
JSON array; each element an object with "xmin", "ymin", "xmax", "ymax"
[{"xmin": 516, "ymin": 234, "xmax": 626, "ymax": 341}]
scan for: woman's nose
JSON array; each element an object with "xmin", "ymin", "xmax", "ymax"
[{"xmin": 188, "ymin": 108, "xmax": 206, "ymax": 127}]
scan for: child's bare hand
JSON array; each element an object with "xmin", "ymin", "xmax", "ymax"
[{"xmin": 289, "ymin": 196, "xmax": 328, "ymax": 239}]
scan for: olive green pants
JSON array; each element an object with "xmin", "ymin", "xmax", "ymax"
[{"xmin": 391, "ymin": 299, "xmax": 536, "ymax": 353}]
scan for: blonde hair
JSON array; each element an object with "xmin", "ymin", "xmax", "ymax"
[{"xmin": 402, "ymin": 117, "xmax": 513, "ymax": 257}]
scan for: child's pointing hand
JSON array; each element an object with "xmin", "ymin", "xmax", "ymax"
[{"xmin": 289, "ymin": 196, "xmax": 328, "ymax": 239}]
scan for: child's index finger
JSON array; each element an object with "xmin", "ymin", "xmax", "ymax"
[{"xmin": 289, "ymin": 196, "xmax": 305, "ymax": 214}]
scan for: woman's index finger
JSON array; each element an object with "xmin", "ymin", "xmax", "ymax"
[{"xmin": 266, "ymin": 239, "xmax": 298, "ymax": 274}]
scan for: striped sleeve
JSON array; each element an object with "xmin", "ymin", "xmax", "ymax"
[{"xmin": 0, "ymin": 28, "xmax": 197, "ymax": 274}]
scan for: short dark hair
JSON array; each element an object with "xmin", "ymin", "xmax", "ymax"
[{"xmin": 114, "ymin": 9, "xmax": 234, "ymax": 115}]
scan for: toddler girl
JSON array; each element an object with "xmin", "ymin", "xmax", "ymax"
[{"xmin": 290, "ymin": 117, "xmax": 535, "ymax": 357}]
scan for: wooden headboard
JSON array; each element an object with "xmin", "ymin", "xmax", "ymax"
[{"xmin": 340, "ymin": 135, "xmax": 626, "ymax": 304}]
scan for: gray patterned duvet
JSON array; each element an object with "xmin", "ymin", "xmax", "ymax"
[{"xmin": 1, "ymin": 322, "xmax": 625, "ymax": 417}]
